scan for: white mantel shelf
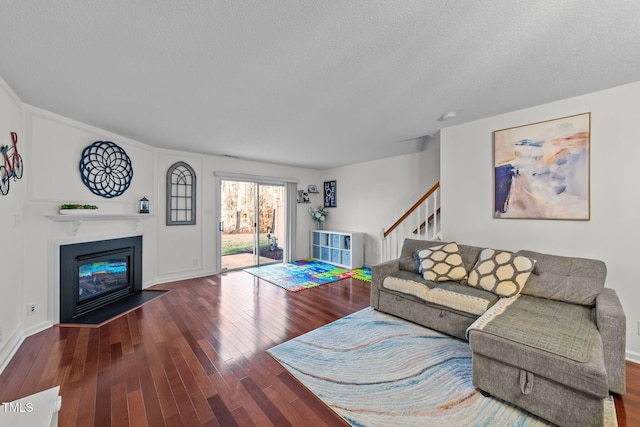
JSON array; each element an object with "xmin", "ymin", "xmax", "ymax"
[{"xmin": 46, "ymin": 213, "xmax": 155, "ymax": 236}]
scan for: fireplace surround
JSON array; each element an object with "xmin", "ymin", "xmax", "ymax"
[{"xmin": 59, "ymin": 236, "xmax": 142, "ymax": 323}]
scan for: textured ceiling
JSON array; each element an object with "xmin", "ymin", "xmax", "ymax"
[{"xmin": 1, "ymin": 1, "xmax": 639, "ymax": 169}]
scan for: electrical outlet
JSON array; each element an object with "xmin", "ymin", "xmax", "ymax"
[
  {"xmin": 193, "ymin": 259, "xmax": 199, "ymax": 266},
  {"xmin": 27, "ymin": 303, "xmax": 37, "ymax": 316},
  {"xmin": 637, "ymin": 320, "xmax": 640, "ymax": 336}
]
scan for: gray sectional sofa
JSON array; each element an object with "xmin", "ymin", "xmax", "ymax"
[{"xmin": 370, "ymin": 239, "xmax": 626, "ymax": 427}]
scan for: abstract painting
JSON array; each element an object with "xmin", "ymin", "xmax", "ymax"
[{"xmin": 494, "ymin": 113, "xmax": 590, "ymax": 220}]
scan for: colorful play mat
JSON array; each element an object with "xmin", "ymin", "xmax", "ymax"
[{"xmin": 244, "ymin": 259, "xmax": 371, "ymax": 292}]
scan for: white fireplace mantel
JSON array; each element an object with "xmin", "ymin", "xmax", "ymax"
[{"xmin": 46, "ymin": 213, "xmax": 155, "ymax": 236}]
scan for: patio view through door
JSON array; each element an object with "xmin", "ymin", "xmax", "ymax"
[{"xmin": 220, "ymin": 179, "xmax": 285, "ymax": 270}]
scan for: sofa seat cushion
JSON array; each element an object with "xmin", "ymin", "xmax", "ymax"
[
  {"xmin": 424, "ymin": 282, "xmax": 499, "ymax": 316},
  {"xmin": 469, "ymin": 295, "xmax": 608, "ymax": 397},
  {"xmin": 382, "ymin": 270, "xmax": 437, "ymax": 301}
]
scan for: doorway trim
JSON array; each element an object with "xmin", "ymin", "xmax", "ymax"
[{"xmin": 214, "ymin": 171, "xmax": 298, "ymax": 273}]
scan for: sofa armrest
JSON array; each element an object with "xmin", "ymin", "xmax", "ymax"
[
  {"xmin": 596, "ymin": 287, "xmax": 626, "ymax": 394},
  {"xmin": 370, "ymin": 259, "xmax": 400, "ymax": 309}
]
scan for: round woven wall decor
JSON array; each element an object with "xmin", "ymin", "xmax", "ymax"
[{"xmin": 79, "ymin": 141, "xmax": 133, "ymax": 198}]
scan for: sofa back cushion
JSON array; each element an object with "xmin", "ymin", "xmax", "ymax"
[
  {"xmin": 457, "ymin": 244, "xmax": 485, "ymax": 273},
  {"xmin": 398, "ymin": 239, "xmax": 442, "ymax": 272},
  {"xmin": 517, "ymin": 249, "xmax": 606, "ymax": 306}
]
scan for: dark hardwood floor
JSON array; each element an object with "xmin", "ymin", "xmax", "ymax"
[{"xmin": 0, "ymin": 271, "xmax": 638, "ymax": 426}]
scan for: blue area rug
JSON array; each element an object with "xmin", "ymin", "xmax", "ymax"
[
  {"xmin": 268, "ymin": 307, "xmax": 617, "ymax": 426},
  {"xmin": 245, "ymin": 260, "xmax": 371, "ymax": 292}
]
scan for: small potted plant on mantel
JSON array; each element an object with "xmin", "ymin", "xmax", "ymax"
[{"xmin": 59, "ymin": 204, "xmax": 99, "ymax": 215}]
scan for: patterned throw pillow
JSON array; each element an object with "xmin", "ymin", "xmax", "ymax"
[
  {"xmin": 466, "ymin": 248, "xmax": 534, "ymax": 297},
  {"xmin": 417, "ymin": 242, "xmax": 467, "ymax": 282}
]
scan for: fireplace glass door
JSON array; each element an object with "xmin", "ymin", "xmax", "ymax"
[{"xmin": 78, "ymin": 253, "xmax": 130, "ymax": 303}]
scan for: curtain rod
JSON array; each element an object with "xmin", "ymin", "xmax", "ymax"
[{"xmin": 213, "ymin": 171, "xmax": 299, "ymax": 184}]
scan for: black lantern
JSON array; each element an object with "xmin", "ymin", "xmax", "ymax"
[{"xmin": 139, "ymin": 196, "xmax": 149, "ymax": 214}]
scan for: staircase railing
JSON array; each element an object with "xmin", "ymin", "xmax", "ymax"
[{"xmin": 380, "ymin": 182, "xmax": 441, "ymax": 261}]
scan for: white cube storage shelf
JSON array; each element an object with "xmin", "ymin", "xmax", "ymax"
[{"xmin": 311, "ymin": 230, "xmax": 364, "ymax": 269}]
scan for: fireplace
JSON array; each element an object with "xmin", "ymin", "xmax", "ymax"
[{"xmin": 60, "ymin": 236, "xmax": 142, "ymax": 323}]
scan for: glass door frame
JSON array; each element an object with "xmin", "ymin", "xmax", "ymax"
[
  {"xmin": 215, "ymin": 172, "xmax": 295, "ymax": 273},
  {"xmin": 255, "ymin": 182, "xmax": 285, "ymax": 268}
]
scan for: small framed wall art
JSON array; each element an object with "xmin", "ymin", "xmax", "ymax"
[
  {"xmin": 493, "ymin": 112, "xmax": 590, "ymax": 220},
  {"xmin": 324, "ymin": 180, "xmax": 336, "ymax": 208},
  {"xmin": 297, "ymin": 189, "xmax": 310, "ymax": 203}
]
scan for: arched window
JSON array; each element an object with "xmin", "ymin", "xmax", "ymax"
[{"xmin": 166, "ymin": 162, "xmax": 196, "ymax": 225}]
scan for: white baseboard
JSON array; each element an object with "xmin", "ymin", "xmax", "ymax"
[
  {"xmin": 0, "ymin": 320, "xmax": 53, "ymax": 375},
  {"xmin": 626, "ymin": 350, "xmax": 640, "ymax": 365},
  {"xmin": 145, "ymin": 268, "xmax": 219, "ymax": 287},
  {"xmin": 0, "ymin": 329, "xmax": 24, "ymax": 375},
  {"xmin": 24, "ymin": 320, "xmax": 53, "ymax": 338}
]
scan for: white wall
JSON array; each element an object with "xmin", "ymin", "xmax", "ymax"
[
  {"xmin": 21, "ymin": 105, "xmax": 159, "ymax": 335},
  {"xmin": 320, "ymin": 135, "xmax": 440, "ymax": 265},
  {"xmin": 156, "ymin": 151, "xmax": 205, "ymax": 280},
  {"xmin": 19, "ymin": 106, "xmax": 322, "ymax": 329},
  {"xmin": 13, "ymin": 69, "xmax": 638, "ymax": 364},
  {"xmin": 0, "ymin": 66, "xmax": 442, "ymax": 370},
  {"xmin": 441, "ymin": 81, "xmax": 640, "ymax": 362},
  {"xmin": 0, "ymin": 75, "xmax": 323, "ymax": 370},
  {"xmin": 0, "ymin": 77, "xmax": 25, "ymax": 369},
  {"xmin": 154, "ymin": 150, "xmax": 321, "ymax": 283}
]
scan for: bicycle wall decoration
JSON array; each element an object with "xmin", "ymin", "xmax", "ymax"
[{"xmin": 0, "ymin": 132, "xmax": 23, "ymax": 196}]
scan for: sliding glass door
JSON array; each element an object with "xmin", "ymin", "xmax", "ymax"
[{"xmin": 220, "ymin": 179, "xmax": 285, "ymax": 270}]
